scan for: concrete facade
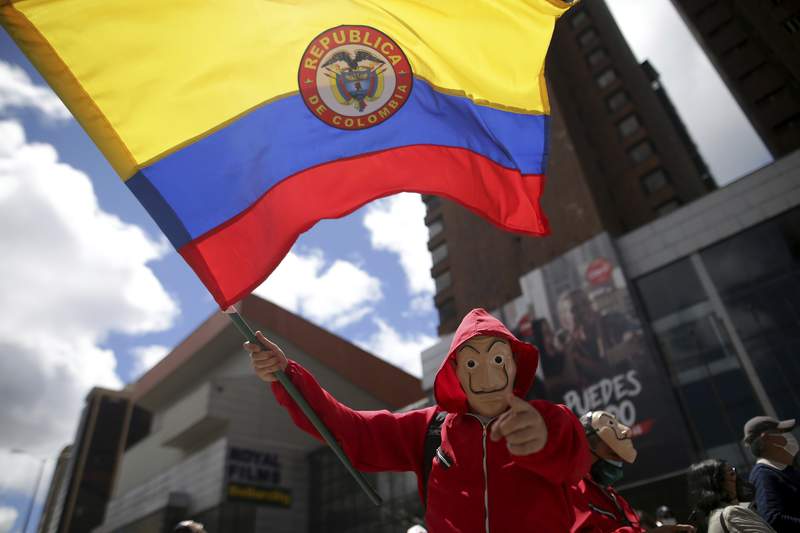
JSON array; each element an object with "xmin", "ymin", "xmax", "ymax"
[
  {"xmin": 86, "ymin": 296, "xmax": 423, "ymax": 533},
  {"xmin": 617, "ymin": 149, "xmax": 800, "ymax": 278}
]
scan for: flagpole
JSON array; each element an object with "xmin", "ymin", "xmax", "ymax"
[{"xmin": 225, "ymin": 309, "xmax": 383, "ymax": 506}]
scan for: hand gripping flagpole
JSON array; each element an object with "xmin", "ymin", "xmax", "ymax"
[{"xmin": 224, "ymin": 308, "xmax": 383, "ymax": 506}]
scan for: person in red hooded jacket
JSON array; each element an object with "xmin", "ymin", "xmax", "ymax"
[
  {"xmin": 570, "ymin": 410, "xmax": 695, "ymax": 533},
  {"xmin": 245, "ymin": 308, "xmax": 591, "ymax": 533}
]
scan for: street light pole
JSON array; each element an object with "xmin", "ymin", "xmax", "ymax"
[{"xmin": 10, "ymin": 450, "xmax": 46, "ymax": 533}]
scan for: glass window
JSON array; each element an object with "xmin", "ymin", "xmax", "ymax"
[
  {"xmin": 586, "ymin": 48, "xmax": 608, "ymax": 67},
  {"xmin": 309, "ymin": 446, "xmax": 422, "ymax": 532},
  {"xmin": 636, "ymin": 259, "xmax": 707, "ymax": 323},
  {"xmin": 434, "ymin": 271, "xmax": 451, "ymax": 293},
  {"xmin": 428, "ymin": 218, "xmax": 443, "ymax": 239},
  {"xmin": 636, "ymin": 258, "xmax": 759, "ymax": 467},
  {"xmin": 606, "ymin": 90, "xmax": 629, "ymax": 112},
  {"xmin": 680, "ymin": 380, "xmax": 734, "ymax": 448},
  {"xmin": 702, "ymin": 208, "xmax": 800, "ymax": 293},
  {"xmin": 578, "ymin": 28, "xmax": 599, "ymax": 48},
  {"xmin": 570, "ymin": 10, "xmax": 589, "ymax": 28},
  {"xmin": 596, "ymin": 68, "xmax": 617, "ymax": 89},
  {"xmin": 641, "ymin": 168, "xmax": 668, "ymax": 194},
  {"xmin": 617, "ymin": 114, "xmax": 640, "ymax": 137},
  {"xmin": 628, "ymin": 140, "xmax": 654, "ymax": 163},
  {"xmin": 656, "ymin": 200, "xmax": 681, "ymax": 216},
  {"xmin": 431, "ymin": 243, "xmax": 448, "ymax": 264},
  {"xmin": 701, "ymin": 207, "xmax": 800, "ymax": 418},
  {"xmin": 125, "ymin": 406, "xmax": 152, "ymax": 450}
]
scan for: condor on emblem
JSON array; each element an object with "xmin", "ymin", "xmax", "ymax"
[{"xmin": 298, "ymin": 25, "xmax": 413, "ymax": 130}]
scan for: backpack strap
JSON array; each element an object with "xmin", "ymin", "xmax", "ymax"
[{"xmin": 421, "ymin": 410, "xmax": 448, "ymax": 507}]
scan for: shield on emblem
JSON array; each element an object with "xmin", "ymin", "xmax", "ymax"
[{"xmin": 336, "ymin": 68, "xmax": 379, "ymax": 111}]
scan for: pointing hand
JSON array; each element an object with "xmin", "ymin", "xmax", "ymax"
[{"xmin": 489, "ymin": 394, "xmax": 548, "ymax": 455}]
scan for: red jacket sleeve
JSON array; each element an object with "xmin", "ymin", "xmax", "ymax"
[
  {"xmin": 270, "ymin": 360, "xmax": 433, "ymax": 473},
  {"xmin": 508, "ymin": 401, "xmax": 592, "ymax": 485}
]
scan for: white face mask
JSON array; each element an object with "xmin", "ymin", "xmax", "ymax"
[{"xmin": 782, "ymin": 433, "xmax": 799, "ymax": 458}]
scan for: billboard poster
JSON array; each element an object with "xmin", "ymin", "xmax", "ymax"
[
  {"xmin": 226, "ymin": 446, "xmax": 292, "ymax": 508},
  {"xmin": 512, "ymin": 233, "xmax": 694, "ymax": 483}
]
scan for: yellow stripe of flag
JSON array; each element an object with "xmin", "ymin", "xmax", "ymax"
[{"xmin": 1, "ymin": 0, "xmax": 571, "ymax": 180}]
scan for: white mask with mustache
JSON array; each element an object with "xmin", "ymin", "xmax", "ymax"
[{"xmin": 588, "ymin": 411, "xmax": 638, "ymax": 464}]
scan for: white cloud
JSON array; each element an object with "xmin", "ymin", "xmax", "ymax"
[
  {"xmin": 0, "ymin": 120, "xmax": 178, "ymax": 458},
  {"xmin": 130, "ymin": 344, "xmax": 171, "ymax": 378},
  {"xmin": 409, "ymin": 295, "xmax": 434, "ymax": 314},
  {"xmin": 0, "ymin": 506, "xmax": 17, "ymax": 533},
  {"xmin": 254, "ymin": 249, "xmax": 382, "ymax": 330},
  {"xmin": 357, "ymin": 318, "xmax": 437, "ymax": 377},
  {"xmin": 0, "ymin": 61, "xmax": 71, "ymax": 121},
  {"xmin": 363, "ymin": 193, "xmax": 434, "ymax": 304},
  {"xmin": 604, "ymin": 0, "xmax": 772, "ymax": 185}
]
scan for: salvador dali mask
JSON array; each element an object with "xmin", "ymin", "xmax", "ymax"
[
  {"xmin": 589, "ymin": 411, "xmax": 638, "ymax": 464},
  {"xmin": 455, "ymin": 336, "xmax": 517, "ymax": 418}
]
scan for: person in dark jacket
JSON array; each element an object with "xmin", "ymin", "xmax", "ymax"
[
  {"xmin": 743, "ymin": 416, "xmax": 800, "ymax": 532},
  {"xmin": 245, "ymin": 308, "xmax": 591, "ymax": 533},
  {"xmin": 569, "ymin": 410, "xmax": 695, "ymax": 533}
]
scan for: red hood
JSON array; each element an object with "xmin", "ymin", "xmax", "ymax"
[{"xmin": 433, "ymin": 308, "xmax": 539, "ymax": 413}]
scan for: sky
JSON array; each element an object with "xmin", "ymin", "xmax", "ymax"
[{"xmin": 0, "ymin": 1, "xmax": 774, "ymax": 532}]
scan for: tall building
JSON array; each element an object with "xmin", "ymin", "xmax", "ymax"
[
  {"xmin": 87, "ymin": 295, "xmax": 423, "ymax": 533},
  {"xmin": 419, "ymin": 0, "xmax": 800, "ymax": 517},
  {"xmin": 39, "ymin": 388, "xmax": 140, "ymax": 533},
  {"xmin": 670, "ymin": 0, "xmax": 800, "ymax": 157},
  {"xmin": 421, "ymin": 149, "xmax": 800, "ymax": 515},
  {"xmin": 36, "ymin": 446, "xmax": 71, "ymax": 533},
  {"xmin": 427, "ymin": 0, "xmax": 714, "ymax": 333},
  {"xmin": 548, "ymin": 0, "xmax": 715, "ymax": 230}
]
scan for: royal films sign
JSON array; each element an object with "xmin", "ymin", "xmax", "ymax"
[{"xmin": 226, "ymin": 447, "xmax": 292, "ymax": 508}]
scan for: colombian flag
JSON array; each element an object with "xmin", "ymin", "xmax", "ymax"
[{"xmin": 1, "ymin": 1, "xmax": 572, "ymax": 308}]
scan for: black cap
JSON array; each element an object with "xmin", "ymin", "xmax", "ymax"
[{"xmin": 743, "ymin": 416, "xmax": 796, "ymax": 444}]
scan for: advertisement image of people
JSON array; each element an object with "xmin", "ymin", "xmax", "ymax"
[{"xmin": 509, "ymin": 233, "xmax": 694, "ymax": 483}]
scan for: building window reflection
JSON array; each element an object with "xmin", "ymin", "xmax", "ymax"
[
  {"xmin": 434, "ymin": 271, "xmax": 451, "ymax": 293},
  {"xmin": 617, "ymin": 114, "xmax": 641, "ymax": 137},
  {"xmin": 431, "ymin": 243, "xmax": 448, "ymax": 264},
  {"xmin": 309, "ymin": 447, "xmax": 422, "ymax": 533},
  {"xmin": 628, "ymin": 140, "xmax": 655, "ymax": 164},
  {"xmin": 586, "ymin": 47, "xmax": 608, "ymax": 68},
  {"xmin": 636, "ymin": 259, "xmax": 760, "ymax": 467},
  {"xmin": 570, "ymin": 10, "xmax": 590, "ymax": 29},
  {"xmin": 596, "ymin": 68, "xmax": 617, "ymax": 89},
  {"xmin": 428, "ymin": 218, "xmax": 444, "ymax": 239},
  {"xmin": 700, "ymin": 206, "xmax": 800, "ymax": 419},
  {"xmin": 607, "ymin": 90, "xmax": 629, "ymax": 112},
  {"xmin": 641, "ymin": 168, "xmax": 668, "ymax": 195},
  {"xmin": 578, "ymin": 28, "xmax": 599, "ymax": 48}
]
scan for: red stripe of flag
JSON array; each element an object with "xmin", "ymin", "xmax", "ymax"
[{"xmin": 180, "ymin": 144, "xmax": 547, "ymax": 308}]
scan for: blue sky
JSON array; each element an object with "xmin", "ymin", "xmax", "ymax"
[{"xmin": 0, "ymin": 1, "xmax": 773, "ymax": 532}]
